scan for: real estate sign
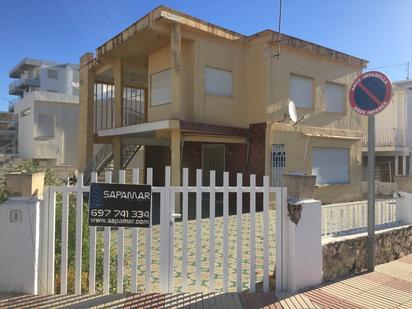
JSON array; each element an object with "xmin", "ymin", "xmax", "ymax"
[{"xmin": 89, "ymin": 183, "xmax": 152, "ymax": 228}]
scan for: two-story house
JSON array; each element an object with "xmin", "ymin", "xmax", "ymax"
[{"xmin": 78, "ymin": 6, "xmax": 367, "ymax": 204}]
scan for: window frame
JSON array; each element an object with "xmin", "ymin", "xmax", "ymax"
[
  {"xmin": 311, "ymin": 147, "xmax": 350, "ymax": 185},
  {"xmin": 204, "ymin": 66, "xmax": 233, "ymax": 97},
  {"xmin": 325, "ymin": 81, "xmax": 346, "ymax": 114},
  {"xmin": 35, "ymin": 114, "xmax": 55, "ymax": 139},
  {"xmin": 289, "ymin": 73, "xmax": 314, "ymax": 109},
  {"xmin": 150, "ymin": 68, "xmax": 171, "ymax": 107},
  {"xmin": 47, "ymin": 69, "xmax": 58, "ymax": 80}
]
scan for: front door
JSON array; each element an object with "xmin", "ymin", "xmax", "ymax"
[{"xmin": 202, "ymin": 144, "xmax": 225, "ymax": 186}]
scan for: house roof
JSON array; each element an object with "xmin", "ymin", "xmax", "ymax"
[
  {"xmin": 89, "ymin": 5, "xmax": 368, "ymax": 69},
  {"xmin": 395, "ymin": 79, "xmax": 412, "ymax": 89}
]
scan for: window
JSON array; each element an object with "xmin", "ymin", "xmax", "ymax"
[
  {"xmin": 205, "ymin": 67, "xmax": 233, "ymax": 97},
  {"xmin": 37, "ymin": 114, "xmax": 55, "ymax": 138},
  {"xmin": 47, "ymin": 69, "xmax": 58, "ymax": 79},
  {"xmin": 150, "ymin": 69, "xmax": 171, "ymax": 106},
  {"xmin": 312, "ymin": 147, "xmax": 349, "ymax": 185},
  {"xmin": 289, "ymin": 74, "xmax": 313, "ymax": 108},
  {"xmin": 325, "ymin": 82, "xmax": 345, "ymax": 113}
]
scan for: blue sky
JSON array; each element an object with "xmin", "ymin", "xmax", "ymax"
[{"xmin": 0, "ymin": 0, "xmax": 411, "ymax": 111}]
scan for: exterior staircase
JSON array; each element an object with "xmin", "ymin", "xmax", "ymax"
[{"xmin": 84, "ymin": 144, "xmax": 142, "ymax": 184}]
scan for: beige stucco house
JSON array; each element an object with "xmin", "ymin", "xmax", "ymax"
[{"xmin": 78, "ymin": 6, "xmax": 368, "ymax": 203}]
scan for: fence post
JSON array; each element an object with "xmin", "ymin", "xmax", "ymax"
[
  {"xmin": 276, "ymin": 198, "xmax": 322, "ymax": 294},
  {"xmin": 159, "ymin": 166, "xmax": 171, "ymax": 293},
  {"xmin": 396, "ymin": 192, "xmax": 412, "ymax": 224}
]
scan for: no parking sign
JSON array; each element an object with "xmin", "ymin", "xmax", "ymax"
[
  {"xmin": 349, "ymin": 70, "xmax": 393, "ymax": 272},
  {"xmin": 349, "ymin": 71, "xmax": 392, "ymax": 116}
]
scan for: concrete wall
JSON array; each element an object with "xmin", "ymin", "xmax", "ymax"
[
  {"xmin": 14, "ymin": 91, "xmax": 79, "ymax": 165},
  {"xmin": 14, "ymin": 93, "xmax": 35, "ymax": 159},
  {"xmin": 0, "ymin": 198, "xmax": 40, "ymax": 294}
]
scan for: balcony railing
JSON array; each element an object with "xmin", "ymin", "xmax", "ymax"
[
  {"xmin": 9, "ymin": 78, "xmax": 40, "ymax": 95},
  {"xmin": 93, "ymin": 83, "xmax": 146, "ymax": 133},
  {"xmin": 363, "ymin": 128, "xmax": 406, "ymax": 147}
]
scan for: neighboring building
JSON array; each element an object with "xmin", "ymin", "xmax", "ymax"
[
  {"xmin": 9, "ymin": 58, "xmax": 80, "ymax": 166},
  {"xmin": 362, "ymin": 79, "xmax": 412, "ymax": 182},
  {"xmin": 78, "ymin": 6, "xmax": 367, "ymax": 203},
  {"xmin": 0, "ymin": 112, "xmax": 17, "ymax": 156}
]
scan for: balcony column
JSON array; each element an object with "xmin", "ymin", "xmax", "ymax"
[
  {"xmin": 409, "ymin": 152, "xmax": 412, "ymax": 176},
  {"xmin": 170, "ymin": 22, "xmax": 181, "ymax": 119},
  {"xmin": 403, "ymin": 154, "xmax": 407, "ymax": 176},
  {"xmin": 395, "ymin": 155, "xmax": 399, "ymax": 176},
  {"xmin": 78, "ymin": 53, "xmax": 95, "ymax": 172},
  {"xmin": 113, "ymin": 59, "xmax": 123, "ymax": 181},
  {"xmin": 170, "ymin": 129, "xmax": 181, "ymax": 211}
]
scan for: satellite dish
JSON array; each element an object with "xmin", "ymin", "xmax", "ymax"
[
  {"xmin": 288, "ymin": 100, "xmax": 298, "ymax": 123},
  {"xmin": 276, "ymin": 99, "xmax": 311, "ymax": 124}
]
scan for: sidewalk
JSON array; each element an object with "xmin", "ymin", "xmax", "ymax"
[{"xmin": 2, "ymin": 255, "xmax": 412, "ymax": 308}]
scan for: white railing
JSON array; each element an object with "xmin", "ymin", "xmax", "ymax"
[
  {"xmin": 363, "ymin": 129, "xmax": 405, "ymax": 147},
  {"xmin": 42, "ymin": 167, "xmax": 283, "ymax": 295},
  {"xmin": 322, "ymin": 199, "xmax": 399, "ymax": 237}
]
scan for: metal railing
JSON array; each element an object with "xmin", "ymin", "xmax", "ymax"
[
  {"xmin": 0, "ymin": 139, "xmax": 18, "ymax": 156},
  {"xmin": 322, "ymin": 199, "xmax": 399, "ymax": 237},
  {"xmin": 84, "ymin": 144, "xmax": 113, "ymax": 183}
]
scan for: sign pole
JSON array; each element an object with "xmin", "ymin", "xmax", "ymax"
[{"xmin": 367, "ymin": 115, "xmax": 375, "ymax": 271}]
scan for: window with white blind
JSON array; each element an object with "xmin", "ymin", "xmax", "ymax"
[
  {"xmin": 325, "ymin": 82, "xmax": 345, "ymax": 113},
  {"xmin": 150, "ymin": 69, "xmax": 171, "ymax": 106},
  {"xmin": 289, "ymin": 74, "xmax": 313, "ymax": 108},
  {"xmin": 312, "ymin": 147, "xmax": 349, "ymax": 185},
  {"xmin": 36, "ymin": 114, "xmax": 55, "ymax": 138},
  {"xmin": 205, "ymin": 67, "xmax": 233, "ymax": 97}
]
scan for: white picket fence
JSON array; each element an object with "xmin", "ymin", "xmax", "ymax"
[
  {"xmin": 322, "ymin": 199, "xmax": 399, "ymax": 237},
  {"xmin": 42, "ymin": 167, "xmax": 285, "ymax": 295}
]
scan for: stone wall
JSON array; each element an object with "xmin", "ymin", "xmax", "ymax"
[{"xmin": 323, "ymin": 225, "xmax": 412, "ymax": 282}]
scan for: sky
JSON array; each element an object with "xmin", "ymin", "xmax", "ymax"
[{"xmin": 0, "ymin": 0, "xmax": 411, "ymax": 111}]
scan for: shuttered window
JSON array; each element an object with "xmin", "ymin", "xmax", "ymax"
[
  {"xmin": 290, "ymin": 74, "xmax": 313, "ymax": 108},
  {"xmin": 325, "ymin": 82, "xmax": 345, "ymax": 113},
  {"xmin": 150, "ymin": 69, "xmax": 171, "ymax": 106},
  {"xmin": 312, "ymin": 147, "xmax": 349, "ymax": 185},
  {"xmin": 205, "ymin": 67, "xmax": 233, "ymax": 97}
]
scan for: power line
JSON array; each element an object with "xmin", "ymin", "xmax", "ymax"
[
  {"xmin": 368, "ymin": 61, "xmax": 410, "ymax": 80},
  {"xmin": 368, "ymin": 62, "xmax": 408, "ymax": 69}
]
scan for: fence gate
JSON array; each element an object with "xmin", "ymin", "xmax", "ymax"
[{"xmin": 42, "ymin": 167, "xmax": 285, "ymax": 295}]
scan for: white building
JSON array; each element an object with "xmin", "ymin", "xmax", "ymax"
[
  {"xmin": 363, "ymin": 79, "xmax": 412, "ymax": 181},
  {"xmin": 9, "ymin": 58, "xmax": 79, "ymax": 166}
]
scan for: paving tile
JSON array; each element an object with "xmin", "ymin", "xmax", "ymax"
[
  {"xmin": 368, "ymin": 284, "xmax": 412, "ymax": 304},
  {"xmin": 350, "ymin": 291, "xmax": 400, "ymax": 309},
  {"xmin": 319, "ymin": 282, "xmax": 364, "ymax": 299}
]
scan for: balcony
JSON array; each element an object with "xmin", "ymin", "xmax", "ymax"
[
  {"xmin": 363, "ymin": 129, "xmax": 406, "ymax": 148},
  {"xmin": 93, "ymin": 83, "xmax": 146, "ymax": 133},
  {"xmin": 9, "ymin": 78, "xmax": 40, "ymax": 96}
]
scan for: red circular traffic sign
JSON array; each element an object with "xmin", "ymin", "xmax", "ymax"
[{"xmin": 349, "ymin": 71, "xmax": 392, "ymax": 116}]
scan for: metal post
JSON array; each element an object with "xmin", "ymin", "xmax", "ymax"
[{"xmin": 367, "ymin": 115, "xmax": 375, "ymax": 271}]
